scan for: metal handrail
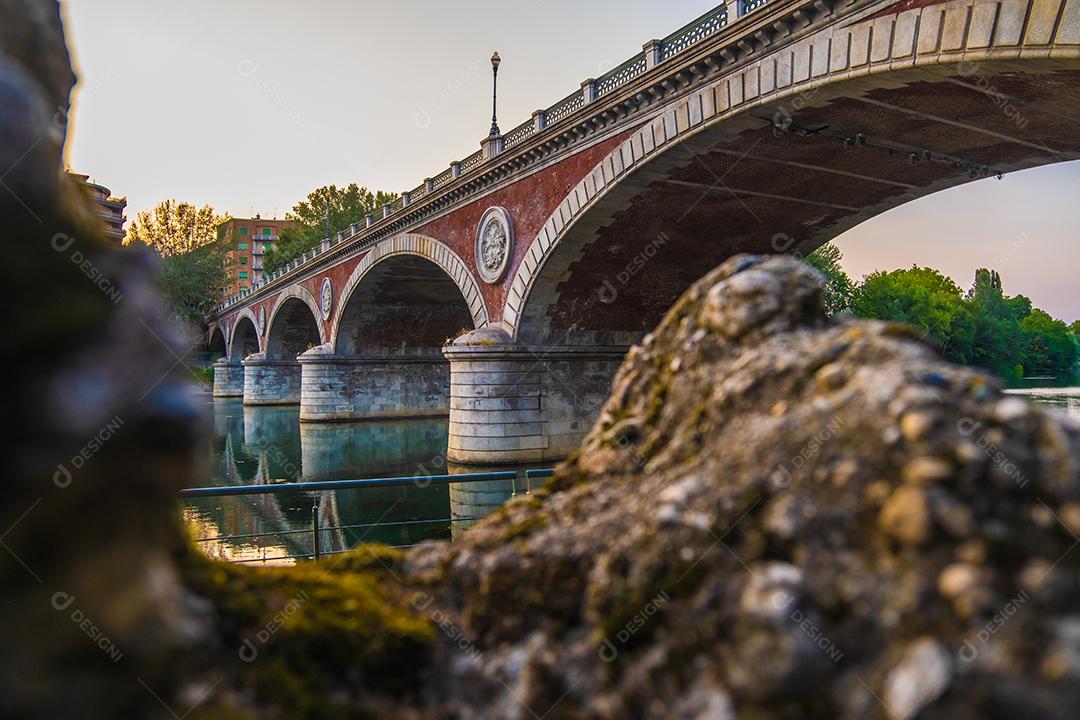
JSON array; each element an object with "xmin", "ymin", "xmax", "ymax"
[
  {"xmin": 193, "ymin": 515, "xmax": 489, "ymax": 545},
  {"xmin": 183, "ymin": 467, "xmax": 558, "ymax": 563},
  {"xmin": 179, "ymin": 468, "xmax": 555, "ymax": 498}
]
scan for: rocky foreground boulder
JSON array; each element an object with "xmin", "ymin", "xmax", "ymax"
[
  {"xmin": 408, "ymin": 254, "xmax": 1080, "ymax": 719},
  {"xmin": 6, "ymin": 3, "xmax": 1080, "ymax": 719}
]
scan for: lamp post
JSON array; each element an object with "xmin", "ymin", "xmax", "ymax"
[{"xmin": 489, "ymin": 51, "xmax": 501, "ymax": 138}]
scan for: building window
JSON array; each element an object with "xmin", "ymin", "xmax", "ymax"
[
  {"xmin": 238, "ymin": 242, "xmax": 248, "ymax": 250},
  {"xmin": 262, "ymin": 227, "xmax": 272, "ymax": 235},
  {"xmin": 263, "ymin": 243, "xmax": 272, "ymax": 250},
  {"xmin": 239, "ymin": 256, "xmax": 247, "ymax": 265},
  {"xmin": 239, "ymin": 271, "xmax": 248, "ymax": 280},
  {"xmin": 238, "ymin": 227, "xmax": 248, "ymax": 236}
]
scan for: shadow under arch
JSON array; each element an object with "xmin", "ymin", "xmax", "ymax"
[
  {"xmin": 265, "ymin": 285, "xmax": 324, "ymax": 361},
  {"xmin": 208, "ymin": 325, "xmax": 226, "ymax": 359},
  {"xmin": 329, "ymin": 233, "xmax": 488, "ymax": 354},
  {"xmin": 227, "ymin": 308, "xmax": 262, "ymax": 362}
]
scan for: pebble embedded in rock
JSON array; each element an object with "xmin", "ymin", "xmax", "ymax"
[
  {"xmin": 702, "ymin": 269, "xmax": 783, "ymax": 339},
  {"xmin": 902, "ymin": 456, "xmax": 953, "ymax": 485},
  {"xmin": 883, "ymin": 638, "xmax": 953, "ymax": 720},
  {"xmin": 938, "ymin": 563, "xmax": 979, "ymax": 599},
  {"xmin": 995, "ymin": 397, "xmax": 1031, "ymax": 423},
  {"xmin": 1059, "ymin": 503, "xmax": 1080, "ymax": 536},
  {"xmin": 815, "ymin": 362, "xmax": 846, "ymax": 391},
  {"xmin": 901, "ymin": 411, "xmax": 936, "ymax": 442},
  {"xmin": 879, "ymin": 486, "xmax": 931, "ymax": 545}
]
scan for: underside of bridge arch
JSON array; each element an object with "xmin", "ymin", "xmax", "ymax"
[
  {"xmin": 516, "ymin": 64, "xmax": 1080, "ymax": 346},
  {"xmin": 335, "ymin": 255, "xmax": 474, "ymax": 355},
  {"xmin": 209, "ymin": 326, "xmax": 239, "ymax": 397},
  {"xmin": 266, "ymin": 298, "xmax": 321, "ymax": 360},
  {"xmin": 302, "ymin": 255, "xmax": 475, "ymax": 422},
  {"xmin": 208, "ymin": 327, "xmax": 226, "ymax": 359},
  {"xmin": 241, "ymin": 297, "xmax": 324, "ymax": 407},
  {"xmin": 229, "ymin": 317, "xmax": 259, "ymax": 363}
]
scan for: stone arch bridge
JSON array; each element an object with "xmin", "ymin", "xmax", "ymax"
[{"xmin": 210, "ymin": 0, "xmax": 1080, "ymax": 464}]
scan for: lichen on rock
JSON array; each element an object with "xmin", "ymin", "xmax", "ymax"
[{"xmin": 407, "ymin": 254, "xmax": 1080, "ymax": 719}]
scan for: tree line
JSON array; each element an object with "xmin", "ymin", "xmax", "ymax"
[
  {"xmin": 807, "ymin": 243, "xmax": 1079, "ymax": 384},
  {"xmin": 123, "ymin": 183, "xmax": 398, "ymax": 329}
]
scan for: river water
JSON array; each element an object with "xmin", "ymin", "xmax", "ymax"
[
  {"xmin": 184, "ymin": 398, "xmax": 517, "ymax": 564},
  {"xmin": 185, "ymin": 388, "xmax": 1080, "ymax": 563},
  {"xmin": 1005, "ymin": 386, "xmax": 1080, "ymax": 417}
]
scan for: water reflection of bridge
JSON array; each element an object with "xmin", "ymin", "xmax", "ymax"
[{"xmin": 189, "ymin": 399, "xmax": 520, "ymax": 560}]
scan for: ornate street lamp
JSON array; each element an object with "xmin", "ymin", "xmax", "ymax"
[{"xmin": 489, "ymin": 51, "xmax": 501, "ymax": 138}]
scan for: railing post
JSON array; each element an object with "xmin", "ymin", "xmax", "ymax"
[
  {"xmin": 451, "ymin": 161, "xmax": 462, "ymax": 179},
  {"xmin": 531, "ymin": 109, "xmax": 547, "ymax": 132},
  {"xmin": 481, "ymin": 135, "xmax": 503, "ymax": 161},
  {"xmin": 402, "ymin": 191, "xmax": 411, "ymax": 207},
  {"xmin": 382, "ymin": 203, "xmax": 392, "ymax": 219},
  {"xmin": 727, "ymin": 0, "xmax": 742, "ymax": 20},
  {"xmin": 365, "ymin": 213, "xmax": 375, "ymax": 228},
  {"xmin": 643, "ymin": 39, "xmax": 663, "ymax": 69},
  {"xmin": 312, "ymin": 491, "xmax": 321, "ymax": 561},
  {"xmin": 581, "ymin": 78, "xmax": 597, "ymax": 104},
  {"xmin": 424, "ymin": 177, "xmax": 434, "ymax": 193}
]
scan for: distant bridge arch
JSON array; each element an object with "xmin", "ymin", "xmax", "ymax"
[{"xmin": 228, "ymin": 308, "xmax": 262, "ymax": 362}]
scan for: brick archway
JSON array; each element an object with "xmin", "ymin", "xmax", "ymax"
[
  {"xmin": 266, "ymin": 285, "xmax": 327, "ymax": 347},
  {"xmin": 227, "ymin": 307, "xmax": 262, "ymax": 361},
  {"xmin": 505, "ymin": 0, "xmax": 1080, "ymax": 341},
  {"xmin": 328, "ymin": 233, "xmax": 489, "ymax": 352}
]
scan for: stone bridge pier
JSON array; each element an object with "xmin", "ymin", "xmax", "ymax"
[
  {"xmin": 212, "ymin": 361, "xmax": 244, "ymax": 398},
  {"xmin": 213, "ymin": 314, "xmax": 260, "ymax": 398},
  {"xmin": 299, "ymin": 242, "xmax": 485, "ymax": 423},
  {"xmin": 299, "ymin": 348, "xmax": 452, "ymax": 422},
  {"xmin": 444, "ymin": 328, "xmax": 626, "ymax": 464},
  {"xmin": 243, "ymin": 294, "xmax": 322, "ymax": 406}
]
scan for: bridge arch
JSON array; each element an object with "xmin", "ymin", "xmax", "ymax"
[
  {"xmin": 265, "ymin": 286, "xmax": 325, "ymax": 360},
  {"xmin": 208, "ymin": 324, "xmax": 227, "ymax": 359},
  {"xmin": 507, "ymin": 0, "xmax": 1080, "ymax": 344},
  {"xmin": 227, "ymin": 308, "xmax": 262, "ymax": 362},
  {"xmin": 330, "ymin": 233, "xmax": 488, "ymax": 354}
]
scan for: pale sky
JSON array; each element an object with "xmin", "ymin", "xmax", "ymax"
[{"xmin": 62, "ymin": 0, "xmax": 1079, "ymax": 323}]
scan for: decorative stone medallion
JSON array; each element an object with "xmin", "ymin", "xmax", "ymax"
[
  {"xmin": 475, "ymin": 206, "xmax": 513, "ymax": 284},
  {"xmin": 320, "ymin": 277, "xmax": 333, "ymax": 320}
]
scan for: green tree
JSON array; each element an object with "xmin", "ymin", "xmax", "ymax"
[
  {"xmin": 264, "ymin": 184, "xmax": 398, "ymax": 272},
  {"xmin": 157, "ymin": 243, "xmax": 228, "ymax": 327},
  {"xmin": 1020, "ymin": 308, "xmax": 1078, "ymax": 377},
  {"xmin": 124, "ymin": 200, "xmax": 227, "ymax": 257},
  {"xmin": 805, "ymin": 243, "xmax": 855, "ymax": 315},
  {"xmin": 851, "ymin": 266, "xmax": 975, "ymax": 364},
  {"xmin": 966, "ymin": 269, "xmax": 1028, "ymax": 381},
  {"xmin": 1071, "ymin": 319, "xmax": 1080, "ymax": 340}
]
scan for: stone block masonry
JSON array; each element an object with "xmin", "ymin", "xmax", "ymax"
[
  {"xmin": 299, "ymin": 353, "xmax": 451, "ymax": 422},
  {"xmin": 212, "ymin": 360, "xmax": 243, "ymax": 398},
  {"xmin": 243, "ymin": 355, "xmax": 302, "ymax": 406},
  {"xmin": 444, "ymin": 328, "xmax": 627, "ymax": 464}
]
